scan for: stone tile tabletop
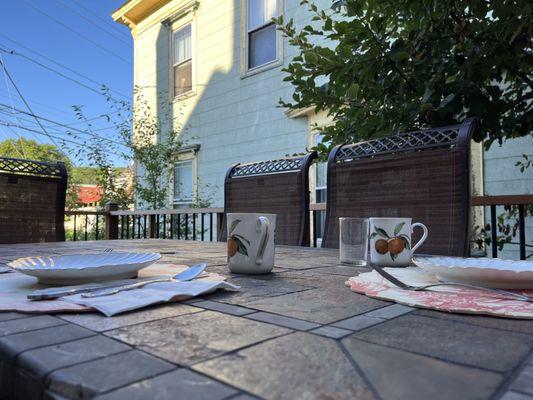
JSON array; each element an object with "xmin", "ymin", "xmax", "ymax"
[{"xmin": 0, "ymin": 239, "xmax": 531, "ymax": 399}]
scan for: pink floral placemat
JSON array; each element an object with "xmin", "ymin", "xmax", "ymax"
[{"xmin": 346, "ymin": 267, "xmax": 533, "ymax": 319}]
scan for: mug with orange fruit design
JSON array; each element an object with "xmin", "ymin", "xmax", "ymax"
[
  {"xmin": 368, "ymin": 217, "xmax": 428, "ymax": 267},
  {"xmin": 226, "ymin": 213, "xmax": 276, "ymax": 274}
]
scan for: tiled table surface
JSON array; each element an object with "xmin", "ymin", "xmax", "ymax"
[{"xmin": 1, "ymin": 240, "xmax": 533, "ymax": 400}]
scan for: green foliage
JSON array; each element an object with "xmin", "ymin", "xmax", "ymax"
[
  {"xmin": 0, "ymin": 137, "xmax": 80, "ymax": 208},
  {"xmin": 277, "ymin": 0, "xmax": 533, "ymax": 152},
  {"xmin": 0, "ymin": 137, "xmax": 70, "ymax": 164},
  {"xmin": 68, "ymin": 86, "xmax": 187, "ymax": 210}
]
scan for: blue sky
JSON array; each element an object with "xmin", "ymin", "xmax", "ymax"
[{"xmin": 0, "ymin": 0, "xmax": 132, "ymax": 166}]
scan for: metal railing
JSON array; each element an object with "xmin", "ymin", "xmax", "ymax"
[{"xmin": 65, "ymin": 195, "xmax": 532, "ymax": 259}]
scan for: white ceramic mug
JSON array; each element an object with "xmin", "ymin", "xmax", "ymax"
[
  {"xmin": 227, "ymin": 213, "xmax": 276, "ymax": 274},
  {"xmin": 368, "ymin": 217, "xmax": 428, "ymax": 267}
]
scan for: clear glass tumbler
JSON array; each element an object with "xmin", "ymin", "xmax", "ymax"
[{"xmin": 339, "ymin": 217, "xmax": 369, "ymax": 266}]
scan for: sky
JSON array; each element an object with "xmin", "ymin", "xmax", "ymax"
[{"xmin": 0, "ymin": 0, "xmax": 132, "ymax": 166}]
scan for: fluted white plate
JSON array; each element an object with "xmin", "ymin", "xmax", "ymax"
[
  {"xmin": 413, "ymin": 256, "xmax": 533, "ymax": 289},
  {"xmin": 8, "ymin": 252, "xmax": 161, "ymax": 285}
]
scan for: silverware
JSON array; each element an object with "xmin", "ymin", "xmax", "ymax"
[
  {"xmin": 371, "ymin": 264, "xmax": 533, "ymax": 303},
  {"xmin": 81, "ymin": 263, "xmax": 207, "ymax": 298},
  {"xmin": 28, "ymin": 263, "xmax": 206, "ymax": 301},
  {"xmin": 28, "ymin": 279, "xmax": 143, "ymax": 301}
]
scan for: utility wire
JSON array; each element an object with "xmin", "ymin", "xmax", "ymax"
[
  {"xmin": 71, "ymin": 0, "xmax": 132, "ymax": 41},
  {"xmin": 55, "ymin": 0, "xmax": 132, "ymax": 48},
  {"xmin": 0, "ymin": 108, "xmax": 126, "ymax": 140},
  {"xmin": 0, "ymin": 105, "xmax": 130, "ymax": 148},
  {"xmin": 0, "ymin": 33, "xmax": 129, "ymax": 99},
  {"xmin": 0, "ymin": 46, "xmax": 108, "ymax": 99},
  {"xmin": 0, "ymin": 121, "xmax": 124, "ymax": 157},
  {"xmin": 0, "ymin": 58, "xmax": 61, "ymax": 147},
  {"xmin": 0, "ymin": 53, "xmax": 40, "ymax": 147},
  {"xmin": 23, "ymin": 1, "xmax": 132, "ymax": 66}
]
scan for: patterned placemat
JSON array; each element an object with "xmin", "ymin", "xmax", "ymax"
[{"xmin": 346, "ymin": 267, "xmax": 533, "ymax": 319}]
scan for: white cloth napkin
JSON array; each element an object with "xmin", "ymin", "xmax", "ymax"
[{"xmin": 61, "ymin": 279, "xmax": 239, "ymax": 317}]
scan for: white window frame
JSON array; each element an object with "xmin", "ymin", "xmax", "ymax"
[
  {"xmin": 173, "ymin": 159, "xmax": 196, "ymax": 204},
  {"xmin": 241, "ymin": 0, "xmax": 284, "ymax": 78},
  {"xmin": 170, "ymin": 18, "xmax": 196, "ymax": 100}
]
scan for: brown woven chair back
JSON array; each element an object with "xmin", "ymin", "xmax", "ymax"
[
  {"xmin": 322, "ymin": 118, "xmax": 478, "ymax": 256},
  {"xmin": 0, "ymin": 157, "xmax": 68, "ymax": 244},
  {"xmin": 221, "ymin": 152, "xmax": 317, "ymax": 246}
]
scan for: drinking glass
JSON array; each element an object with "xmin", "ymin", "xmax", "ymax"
[{"xmin": 339, "ymin": 218, "xmax": 369, "ymax": 266}]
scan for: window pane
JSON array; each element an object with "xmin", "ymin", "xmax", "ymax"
[
  {"xmin": 174, "ymin": 59, "xmax": 192, "ymax": 96},
  {"xmin": 173, "ymin": 24, "xmax": 191, "ymax": 65},
  {"xmin": 174, "ymin": 161, "xmax": 193, "ymax": 201},
  {"xmin": 316, "ymin": 162, "xmax": 327, "ymax": 189},
  {"xmin": 248, "ymin": 0, "xmax": 277, "ymax": 31},
  {"xmin": 248, "ymin": 0, "xmax": 263, "ymax": 30},
  {"xmin": 248, "ymin": 23, "xmax": 276, "ymax": 68}
]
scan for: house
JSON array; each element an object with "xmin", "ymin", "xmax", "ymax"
[
  {"xmin": 112, "ymin": 0, "xmax": 531, "ymax": 257},
  {"xmin": 112, "ymin": 0, "xmax": 332, "ymax": 209},
  {"xmin": 77, "ymin": 185, "xmax": 102, "ymax": 209}
]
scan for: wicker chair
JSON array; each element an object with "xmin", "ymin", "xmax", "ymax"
[
  {"xmin": 322, "ymin": 118, "xmax": 478, "ymax": 256},
  {"xmin": 0, "ymin": 157, "xmax": 68, "ymax": 244},
  {"xmin": 221, "ymin": 152, "xmax": 317, "ymax": 246}
]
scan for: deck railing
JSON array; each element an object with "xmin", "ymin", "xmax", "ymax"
[{"xmin": 65, "ymin": 195, "xmax": 532, "ymax": 259}]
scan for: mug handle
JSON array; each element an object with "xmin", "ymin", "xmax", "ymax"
[
  {"xmin": 411, "ymin": 223, "xmax": 428, "ymax": 253},
  {"xmin": 255, "ymin": 217, "xmax": 270, "ymax": 265}
]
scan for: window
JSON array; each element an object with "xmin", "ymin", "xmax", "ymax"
[
  {"xmin": 174, "ymin": 160, "xmax": 194, "ymax": 203},
  {"xmin": 247, "ymin": 0, "xmax": 278, "ymax": 69},
  {"xmin": 172, "ymin": 23, "xmax": 192, "ymax": 97}
]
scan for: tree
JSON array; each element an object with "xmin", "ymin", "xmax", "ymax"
[
  {"xmin": 277, "ymin": 0, "xmax": 532, "ymax": 151},
  {"xmin": 0, "ymin": 138, "xmax": 80, "ymax": 208},
  {"xmin": 0, "ymin": 137, "xmax": 71, "ymax": 165},
  {"xmin": 70, "ymin": 87, "xmax": 186, "ymax": 210}
]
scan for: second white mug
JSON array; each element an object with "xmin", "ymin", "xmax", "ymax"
[
  {"xmin": 226, "ymin": 213, "xmax": 276, "ymax": 274},
  {"xmin": 368, "ymin": 217, "xmax": 428, "ymax": 267}
]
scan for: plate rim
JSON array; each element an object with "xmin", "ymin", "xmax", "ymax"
[{"xmin": 7, "ymin": 252, "xmax": 161, "ymax": 271}]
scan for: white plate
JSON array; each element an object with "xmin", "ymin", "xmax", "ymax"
[
  {"xmin": 413, "ymin": 256, "xmax": 533, "ymax": 289},
  {"xmin": 8, "ymin": 252, "xmax": 161, "ymax": 285}
]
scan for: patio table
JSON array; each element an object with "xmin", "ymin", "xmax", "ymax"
[{"xmin": 0, "ymin": 239, "xmax": 532, "ymax": 400}]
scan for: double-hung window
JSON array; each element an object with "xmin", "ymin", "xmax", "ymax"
[
  {"xmin": 174, "ymin": 160, "xmax": 194, "ymax": 203},
  {"xmin": 172, "ymin": 23, "xmax": 192, "ymax": 97},
  {"xmin": 247, "ymin": 0, "xmax": 278, "ymax": 70}
]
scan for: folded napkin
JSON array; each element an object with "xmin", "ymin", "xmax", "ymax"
[
  {"xmin": 0, "ymin": 264, "xmax": 238, "ymax": 316},
  {"xmin": 346, "ymin": 267, "xmax": 533, "ymax": 319},
  {"xmin": 62, "ymin": 279, "xmax": 239, "ymax": 317}
]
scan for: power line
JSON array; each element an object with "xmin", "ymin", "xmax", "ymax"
[
  {"xmin": 23, "ymin": 1, "xmax": 132, "ymax": 66},
  {"xmin": 55, "ymin": 0, "xmax": 132, "ymax": 48},
  {"xmin": 0, "ymin": 58, "xmax": 61, "ymax": 147},
  {"xmin": 0, "ymin": 46, "xmax": 108, "ymax": 99},
  {"xmin": 0, "ymin": 121, "xmax": 124, "ymax": 158},
  {"xmin": 70, "ymin": 0, "xmax": 132, "ymax": 41},
  {"xmin": 0, "ymin": 33, "xmax": 129, "ymax": 99},
  {"xmin": 0, "ymin": 53, "xmax": 41, "ymax": 146},
  {"xmin": 0, "ymin": 105, "xmax": 130, "ymax": 148}
]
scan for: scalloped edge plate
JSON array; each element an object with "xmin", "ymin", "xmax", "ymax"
[
  {"xmin": 8, "ymin": 252, "xmax": 161, "ymax": 285},
  {"xmin": 413, "ymin": 256, "xmax": 533, "ymax": 289}
]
